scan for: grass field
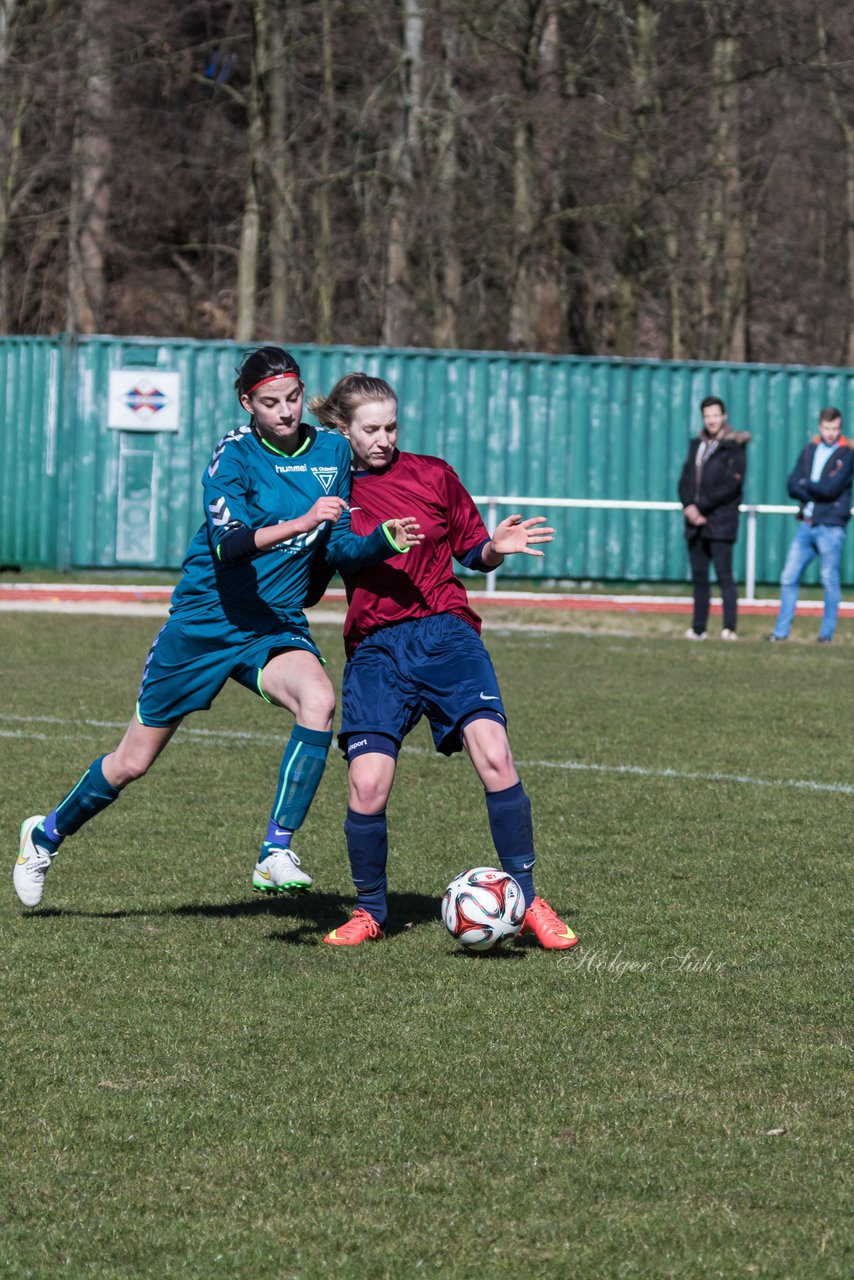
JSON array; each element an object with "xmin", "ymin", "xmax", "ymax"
[{"xmin": 1, "ymin": 608, "xmax": 851, "ymax": 1279}]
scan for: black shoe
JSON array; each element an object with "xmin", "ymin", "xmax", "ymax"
[
  {"xmin": 766, "ymin": 634, "xmax": 787, "ymax": 642},
  {"xmin": 817, "ymin": 636, "xmax": 833, "ymax": 644}
]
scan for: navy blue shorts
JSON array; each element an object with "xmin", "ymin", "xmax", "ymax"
[
  {"xmin": 338, "ymin": 613, "xmax": 506, "ymax": 757},
  {"xmin": 136, "ymin": 610, "xmax": 321, "ymax": 728}
]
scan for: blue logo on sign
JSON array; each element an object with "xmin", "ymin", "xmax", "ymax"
[{"xmin": 125, "ymin": 385, "xmax": 169, "ymax": 416}]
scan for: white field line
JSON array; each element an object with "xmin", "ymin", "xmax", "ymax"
[{"xmin": 2, "ymin": 713, "xmax": 852, "ymax": 796}]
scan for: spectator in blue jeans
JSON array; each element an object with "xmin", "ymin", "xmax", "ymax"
[{"xmin": 768, "ymin": 408, "xmax": 852, "ymax": 644}]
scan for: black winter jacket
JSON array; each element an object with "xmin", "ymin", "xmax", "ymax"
[
  {"xmin": 786, "ymin": 439, "xmax": 853, "ymax": 527},
  {"xmin": 677, "ymin": 426, "xmax": 751, "ymax": 543}
]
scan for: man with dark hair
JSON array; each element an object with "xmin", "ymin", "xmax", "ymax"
[
  {"xmin": 678, "ymin": 395, "xmax": 751, "ymax": 640},
  {"xmin": 768, "ymin": 408, "xmax": 852, "ymax": 644}
]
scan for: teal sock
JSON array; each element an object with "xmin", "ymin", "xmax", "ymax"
[
  {"xmin": 42, "ymin": 756, "xmax": 120, "ymax": 845},
  {"xmin": 270, "ymin": 725, "xmax": 332, "ymax": 831}
]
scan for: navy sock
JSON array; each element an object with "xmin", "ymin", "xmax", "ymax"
[
  {"xmin": 485, "ymin": 781, "xmax": 536, "ymax": 906},
  {"xmin": 42, "ymin": 756, "xmax": 120, "ymax": 847},
  {"xmin": 270, "ymin": 725, "xmax": 332, "ymax": 831},
  {"xmin": 259, "ymin": 821, "xmax": 295, "ymax": 861},
  {"xmin": 344, "ymin": 807, "xmax": 388, "ymax": 927}
]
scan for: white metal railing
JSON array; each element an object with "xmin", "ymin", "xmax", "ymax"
[{"xmin": 472, "ymin": 496, "xmax": 799, "ymax": 603}]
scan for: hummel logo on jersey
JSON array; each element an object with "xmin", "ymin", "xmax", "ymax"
[
  {"xmin": 311, "ymin": 466, "xmax": 338, "ymax": 494},
  {"xmin": 207, "ymin": 425, "xmax": 251, "ymax": 477},
  {"xmin": 209, "ymin": 496, "xmax": 232, "ymax": 528},
  {"xmin": 479, "ymin": 693, "xmax": 500, "ymax": 701},
  {"xmin": 275, "ymin": 463, "xmax": 307, "ymax": 474}
]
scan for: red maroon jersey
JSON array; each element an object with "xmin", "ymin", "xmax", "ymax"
[{"xmin": 342, "ymin": 451, "xmax": 489, "ymax": 653}]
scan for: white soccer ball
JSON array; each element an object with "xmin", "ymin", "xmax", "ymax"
[{"xmin": 441, "ymin": 866, "xmax": 526, "ymax": 951}]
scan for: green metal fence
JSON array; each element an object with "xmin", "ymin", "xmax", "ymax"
[{"xmin": 1, "ymin": 334, "xmax": 852, "ymax": 584}]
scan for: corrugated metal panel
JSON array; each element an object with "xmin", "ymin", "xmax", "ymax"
[
  {"xmin": 0, "ymin": 337, "xmax": 64, "ymax": 567},
  {"xmin": 2, "ymin": 336, "xmax": 854, "ymax": 585}
]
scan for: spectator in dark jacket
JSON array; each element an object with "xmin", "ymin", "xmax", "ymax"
[
  {"xmin": 678, "ymin": 395, "xmax": 750, "ymax": 640},
  {"xmin": 767, "ymin": 408, "xmax": 852, "ymax": 644}
]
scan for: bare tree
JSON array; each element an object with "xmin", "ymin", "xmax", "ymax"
[
  {"xmin": 508, "ymin": 0, "xmax": 568, "ymax": 353},
  {"xmin": 614, "ymin": 1, "xmax": 659, "ymax": 357},
  {"xmin": 0, "ymin": 0, "xmax": 22, "ymax": 330},
  {"xmin": 697, "ymin": 0, "xmax": 746, "ymax": 361},
  {"xmin": 382, "ymin": 0, "xmax": 423, "ymax": 346},
  {"xmin": 432, "ymin": 4, "xmax": 463, "ymax": 349},
  {"xmin": 315, "ymin": 0, "xmax": 335, "ymax": 344},
  {"xmin": 235, "ymin": 0, "xmax": 268, "ymax": 342},
  {"xmin": 817, "ymin": 13, "xmax": 854, "ymax": 365},
  {"xmin": 66, "ymin": 0, "xmax": 113, "ymax": 334},
  {"xmin": 267, "ymin": 0, "xmax": 295, "ymax": 340},
  {"xmin": 0, "ymin": 0, "xmax": 852, "ymax": 365}
]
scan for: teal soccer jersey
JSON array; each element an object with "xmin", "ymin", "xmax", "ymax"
[
  {"xmin": 171, "ymin": 424, "xmax": 395, "ymax": 630},
  {"xmin": 136, "ymin": 423, "xmax": 402, "ymax": 726}
]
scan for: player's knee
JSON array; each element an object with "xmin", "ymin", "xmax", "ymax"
[
  {"xmin": 480, "ymin": 755, "xmax": 517, "ymax": 790},
  {"xmin": 348, "ymin": 769, "xmax": 391, "ymax": 813},
  {"xmin": 104, "ymin": 747, "xmax": 150, "ymax": 787},
  {"xmin": 294, "ymin": 679, "xmax": 336, "ymax": 729},
  {"xmin": 474, "ymin": 740, "xmax": 517, "ymax": 788}
]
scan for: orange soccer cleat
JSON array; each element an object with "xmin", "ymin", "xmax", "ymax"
[
  {"xmin": 323, "ymin": 908, "xmax": 385, "ymax": 947},
  {"xmin": 520, "ymin": 896, "xmax": 579, "ymax": 950}
]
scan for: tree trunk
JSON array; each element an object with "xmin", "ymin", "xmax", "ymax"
[
  {"xmin": 508, "ymin": 114, "xmax": 536, "ymax": 350},
  {"xmin": 315, "ymin": 0, "xmax": 334, "ymax": 344},
  {"xmin": 66, "ymin": 0, "xmax": 112, "ymax": 335},
  {"xmin": 0, "ymin": 0, "xmax": 20, "ymax": 331},
  {"xmin": 817, "ymin": 16, "xmax": 854, "ymax": 366},
  {"xmin": 615, "ymin": 1, "xmax": 658, "ymax": 357},
  {"xmin": 508, "ymin": 0, "xmax": 566, "ymax": 353},
  {"xmin": 236, "ymin": 0, "xmax": 267, "ymax": 343},
  {"xmin": 532, "ymin": 0, "xmax": 563, "ymax": 352},
  {"xmin": 433, "ymin": 9, "xmax": 461, "ymax": 349},
  {"xmin": 268, "ymin": 0, "xmax": 294, "ymax": 341},
  {"xmin": 382, "ymin": 0, "xmax": 422, "ymax": 347},
  {"xmin": 709, "ymin": 1, "xmax": 746, "ymax": 361},
  {"xmin": 665, "ymin": 224, "xmax": 683, "ymax": 360}
]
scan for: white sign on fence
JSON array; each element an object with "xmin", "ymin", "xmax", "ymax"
[{"xmin": 108, "ymin": 370, "xmax": 181, "ymax": 431}]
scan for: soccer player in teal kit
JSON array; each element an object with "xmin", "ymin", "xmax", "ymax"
[
  {"xmin": 310, "ymin": 372, "xmax": 578, "ymax": 950},
  {"xmin": 14, "ymin": 348, "xmax": 420, "ymax": 908}
]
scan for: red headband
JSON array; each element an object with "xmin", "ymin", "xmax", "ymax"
[{"xmin": 246, "ymin": 372, "xmax": 301, "ymax": 394}]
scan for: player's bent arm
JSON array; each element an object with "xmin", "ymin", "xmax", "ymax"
[
  {"xmin": 217, "ymin": 496, "xmax": 349, "ymax": 563},
  {"xmin": 253, "ymin": 496, "xmax": 347, "ymax": 550},
  {"xmin": 324, "ymin": 517, "xmax": 422, "ymax": 575}
]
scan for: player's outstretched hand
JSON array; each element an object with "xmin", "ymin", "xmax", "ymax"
[
  {"xmin": 302, "ymin": 496, "xmax": 349, "ymax": 530},
  {"xmin": 385, "ymin": 517, "xmax": 423, "ymax": 549},
  {"xmin": 491, "ymin": 514, "xmax": 555, "ymax": 557}
]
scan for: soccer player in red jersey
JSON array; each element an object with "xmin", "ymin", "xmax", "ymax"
[{"xmin": 310, "ymin": 373, "xmax": 579, "ymax": 950}]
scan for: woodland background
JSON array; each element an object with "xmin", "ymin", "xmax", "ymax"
[{"xmin": 1, "ymin": 0, "xmax": 852, "ymax": 366}]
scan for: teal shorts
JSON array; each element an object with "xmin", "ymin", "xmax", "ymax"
[{"xmin": 136, "ymin": 611, "xmax": 321, "ymax": 728}]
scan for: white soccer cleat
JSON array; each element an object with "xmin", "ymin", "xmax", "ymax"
[
  {"xmin": 252, "ymin": 847, "xmax": 313, "ymax": 895},
  {"xmin": 14, "ymin": 815, "xmax": 53, "ymax": 907}
]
